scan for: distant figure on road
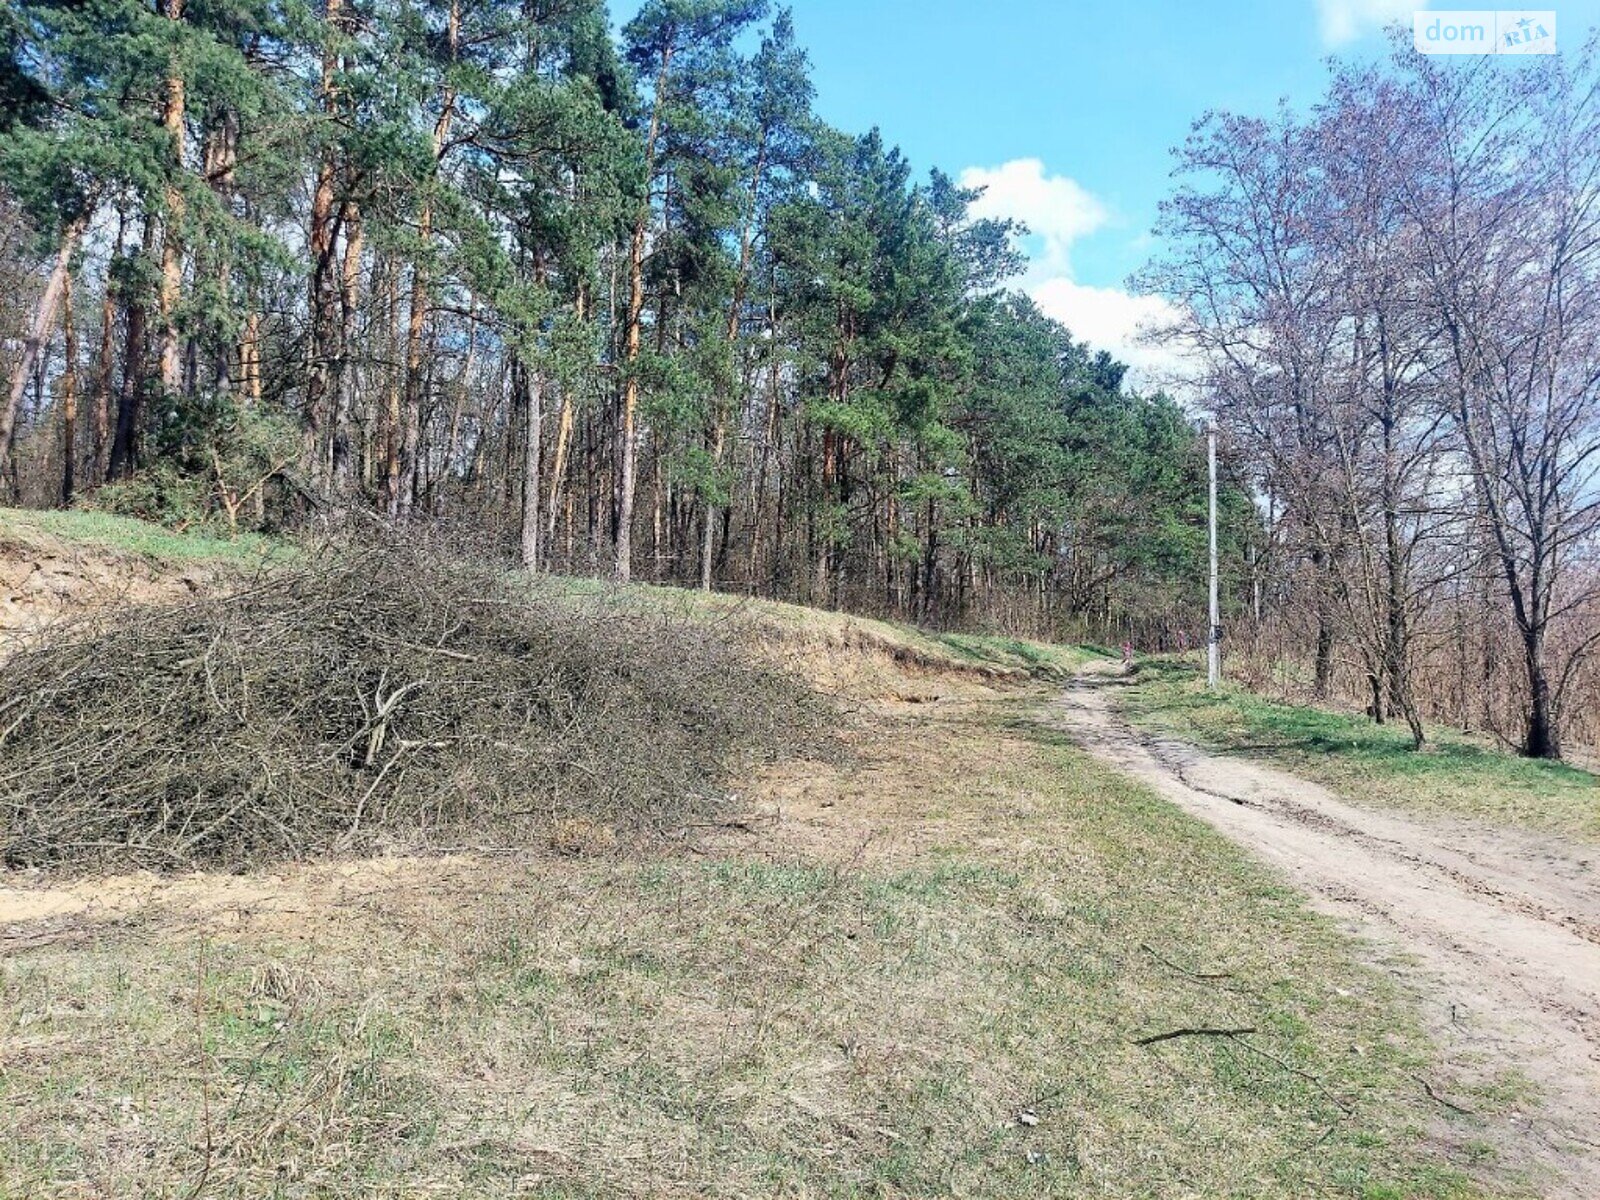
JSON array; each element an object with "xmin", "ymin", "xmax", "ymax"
[{"xmin": 1121, "ymin": 640, "xmax": 1134, "ymax": 670}]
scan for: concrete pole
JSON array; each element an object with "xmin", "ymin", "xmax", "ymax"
[{"xmin": 1208, "ymin": 420, "xmax": 1221, "ymax": 690}]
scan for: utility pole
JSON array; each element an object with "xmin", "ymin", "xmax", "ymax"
[{"xmin": 1207, "ymin": 418, "xmax": 1221, "ymax": 690}]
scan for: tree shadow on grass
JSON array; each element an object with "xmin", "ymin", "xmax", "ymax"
[{"xmin": 1129, "ymin": 658, "xmax": 1596, "ymax": 790}]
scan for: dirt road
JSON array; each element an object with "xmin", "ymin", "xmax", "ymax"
[{"xmin": 1060, "ymin": 665, "xmax": 1600, "ymax": 1198}]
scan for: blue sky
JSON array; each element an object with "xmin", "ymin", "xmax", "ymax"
[{"xmin": 618, "ymin": 1, "xmax": 1600, "ymax": 383}]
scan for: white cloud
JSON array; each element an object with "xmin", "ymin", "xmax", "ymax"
[
  {"xmin": 958, "ymin": 159, "xmax": 1107, "ymax": 282},
  {"xmin": 1315, "ymin": 0, "xmax": 1421, "ymax": 46},
  {"xmin": 1030, "ymin": 278, "xmax": 1190, "ymax": 389},
  {"xmin": 957, "ymin": 159, "xmax": 1187, "ymax": 390}
]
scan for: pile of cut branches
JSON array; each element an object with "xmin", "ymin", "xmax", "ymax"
[{"xmin": 0, "ymin": 541, "xmax": 824, "ymax": 869}]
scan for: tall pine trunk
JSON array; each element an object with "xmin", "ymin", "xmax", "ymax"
[
  {"xmin": 702, "ymin": 131, "xmax": 767, "ymax": 592},
  {"xmin": 91, "ymin": 249, "xmax": 118, "ymax": 482},
  {"xmin": 2, "ymin": 218, "xmax": 85, "ymax": 464},
  {"xmin": 616, "ymin": 41, "xmax": 673, "ymax": 582},
  {"xmin": 109, "ymin": 217, "xmax": 157, "ymax": 478},
  {"xmin": 332, "ymin": 198, "xmax": 363, "ymax": 496},
  {"xmin": 305, "ymin": 0, "xmax": 346, "ymax": 493},
  {"xmin": 59, "ymin": 272, "xmax": 78, "ymax": 506},
  {"xmin": 397, "ymin": 0, "xmax": 458, "ymax": 520},
  {"xmin": 519, "ymin": 361, "xmax": 542, "ymax": 570},
  {"xmin": 157, "ymin": 0, "xmax": 186, "ymax": 396}
]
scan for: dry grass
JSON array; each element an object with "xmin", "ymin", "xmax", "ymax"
[
  {"xmin": 0, "ymin": 691, "xmax": 1495, "ymax": 1198},
  {"xmin": 549, "ymin": 575, "xmax": 1106, "ymax": 694}
]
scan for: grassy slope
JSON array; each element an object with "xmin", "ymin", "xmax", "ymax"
[
  {"xmin": 0, "ymin": 507, "xmax": 1089, "ymax": 680},
  {"xmin": 552, "ymin": 573, "xmax": 1105, "ymax": 681},
  {"xmin": 0, "ymin": 510, "xmax": 1503, "ymax": 1196},
  {"xmin": 1123, "ymin": 657, "xmax": 1600, "ymax": 842},
  {"xmin": 0, "ymin": 507, "xmax": 280, "ymax": 566}
]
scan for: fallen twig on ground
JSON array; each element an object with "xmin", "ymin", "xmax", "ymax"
[{"xmin": 1133, "ymin": 1026, "xmax": 1258, "ymax": 1046}]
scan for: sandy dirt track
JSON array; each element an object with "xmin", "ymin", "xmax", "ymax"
[{"xmin": 1060, "ymin": 666, "xmax": 1600, "ymax": 1198}]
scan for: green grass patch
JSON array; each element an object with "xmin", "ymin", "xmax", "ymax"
[
  {"xmin": 926, "ymin": 631, "xmax": 1106, "ymax": 678},
  {"xmin": 0, "ymin": 506, "xmax": 283, "ymax": 566},
  {"xmin": 1123, "ymin": 657, "xmax": 1600, "ymax": 841}
]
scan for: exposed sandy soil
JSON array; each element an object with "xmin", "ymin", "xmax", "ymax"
[
  {"xmin": 0, "ymin": 853, "xmax": 504, "ymax": 954},
  {"xmin": 0, "ymin": 528, "xmax": 212, "ymax": 642},
  {"xmin": 1060, "ymin": 662, "xmax": 1600, "ymax": 1199},
  {"xmin": 0, "ymin": 699, "xmax": 998, "ymax": 938}
]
